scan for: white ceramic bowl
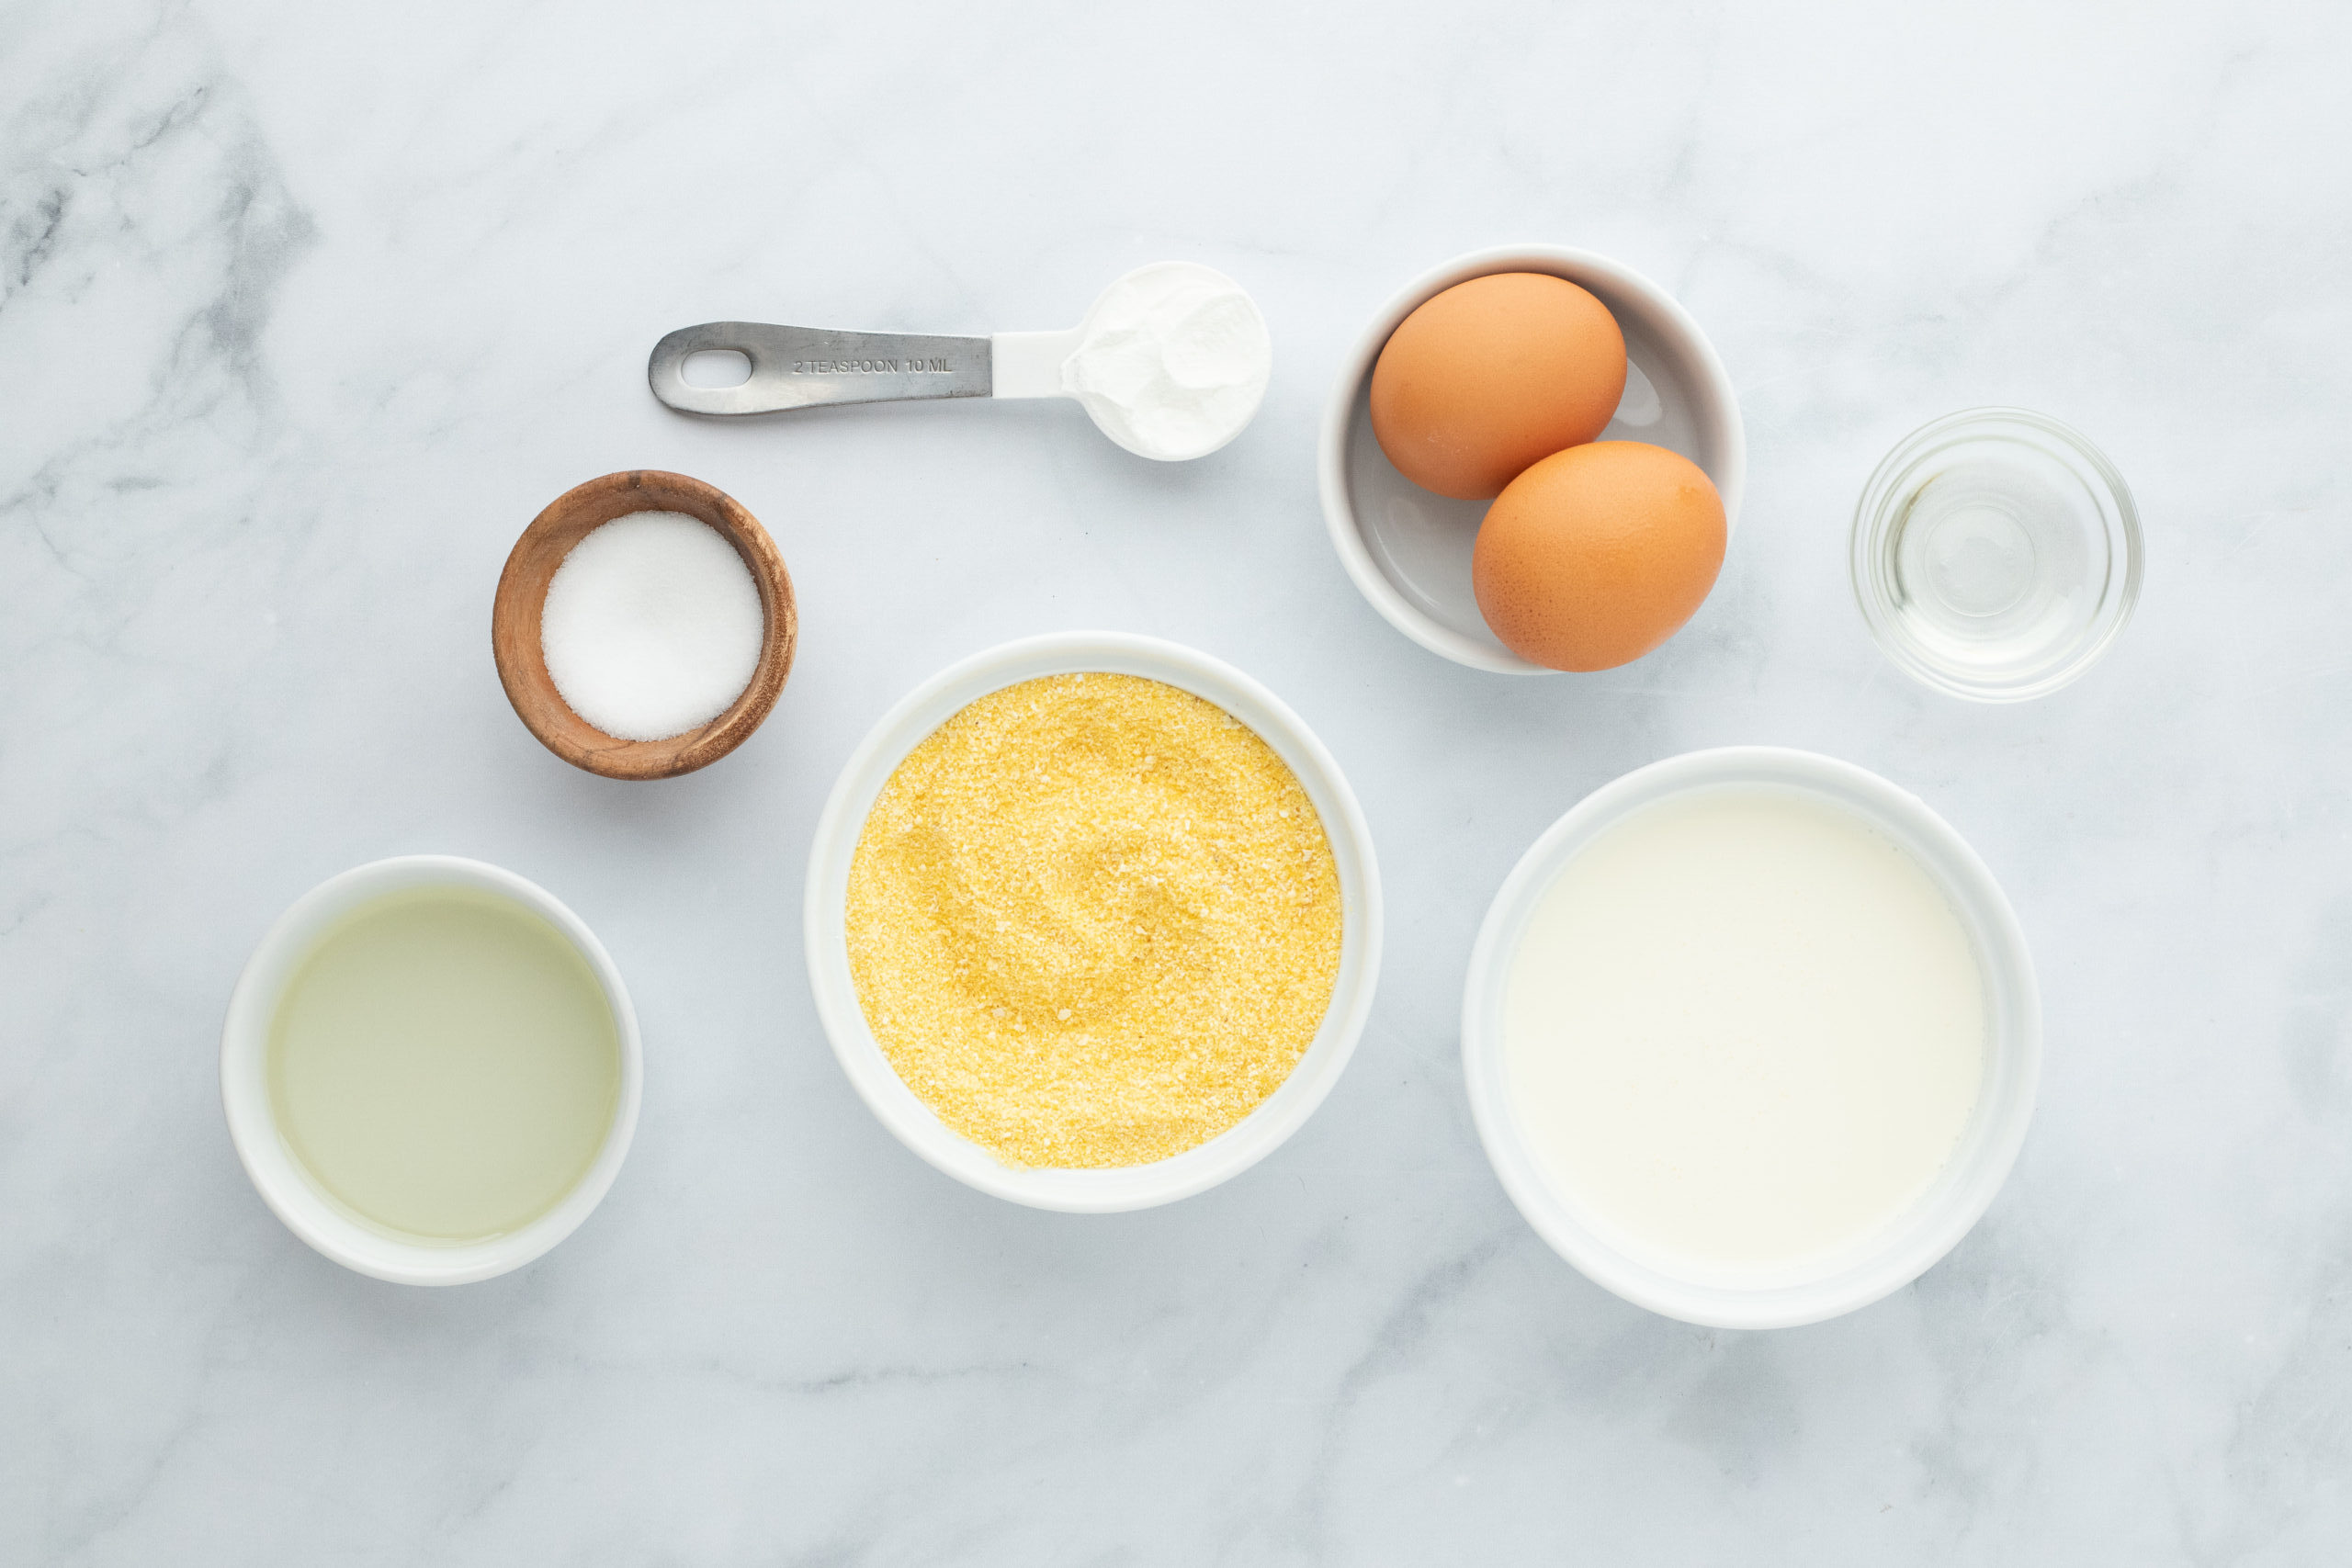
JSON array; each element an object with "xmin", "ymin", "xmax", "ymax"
[
  {"xmin": 804, "ymin": 631, "xmax": 1383, "ymax": 1213},
  {"xmin": 220, "ymin": 855, "xmax": 643, "ymax": 1285},
  {"xmin": 1319, "ymin": 244, "xmax": 1747, "ymax": 673},
  {"xmin": 1462, "ymin": 748, "xmax": 2039, "ymax": 1328}
]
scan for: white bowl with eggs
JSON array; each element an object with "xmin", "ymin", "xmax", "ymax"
[
  {"xmin": 220, "ymin": 855, "xmax": 643, "ymax": 1286},
  {"xmin": 1319, "ymin": 244, "xmax": 1746, "ymax": 674},
  {"xmin": 1461, "ymin": 748, "xmax": 2039, "ymax": 1328},
  {"xmin": 804, "ymin": 631, "xmax": 1383, "ymax": 1213}
]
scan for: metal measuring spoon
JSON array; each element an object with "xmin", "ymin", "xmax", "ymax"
[{"xmin": 646, "ymin": 262, "xmax": 1268, "ymax": 460}]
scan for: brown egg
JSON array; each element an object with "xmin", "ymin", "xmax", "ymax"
[
  {"xmin": 1473, "ymin": 441, "xmax": 1726, "ymax": 671},
  {"xmin": 1369, "ymin": 273, "xmax": 1627, "ymax": 500}
]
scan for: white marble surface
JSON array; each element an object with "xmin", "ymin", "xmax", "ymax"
[{"xmin": 5, "ymin": 0, "xmax": 2348, "ymax": 1560}]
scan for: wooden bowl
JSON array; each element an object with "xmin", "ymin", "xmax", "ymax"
[{"xmin": 492, "ymin": 470, "xmax": 797, "ymax": 780}]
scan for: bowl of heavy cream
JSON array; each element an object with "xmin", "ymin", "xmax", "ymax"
[
  {"xmin": 221, "ymin": 856, "xmax": 642, "ymax": 1284},
  {"xmin": 1462, "ymin": 748, "xmax": 2038, "ymax": 1328}
]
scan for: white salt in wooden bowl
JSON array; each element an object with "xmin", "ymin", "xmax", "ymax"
[{"xmin": 492, "ymin": 469, "xmax": 797, "ymax": 780}]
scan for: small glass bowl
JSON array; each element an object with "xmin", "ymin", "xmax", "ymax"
[{"xmin": 1851, "ymin": 408, "xmax": 2142, "ymax": 702}]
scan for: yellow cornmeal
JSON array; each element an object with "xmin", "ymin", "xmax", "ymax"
[{"xmin": 845, "ymin": 672, "xmax": 1343, "ymax": 1168}]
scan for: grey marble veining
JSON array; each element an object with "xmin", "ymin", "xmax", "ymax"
[{"xmin": 5, "ymin": 0, "xmax": 2348, "ymax": 1561}]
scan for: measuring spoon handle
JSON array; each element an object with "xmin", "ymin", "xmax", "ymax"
[{"xmin": 649, "ymin": 322, "xmax": 993, "ymax": 415}]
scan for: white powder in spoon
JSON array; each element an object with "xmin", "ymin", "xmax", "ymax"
[
  {"xmin": 1060, "ymin": 264, "xmax": 1271, "ymax": 461},
  {"xmin": 539, "ymin": 511, "xmax": 763, "ymax": 741}
]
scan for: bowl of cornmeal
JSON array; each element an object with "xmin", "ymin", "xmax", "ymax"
[{"xmin": 804, "ymin": 632, "xmax": 1383, "ymax": 1211}]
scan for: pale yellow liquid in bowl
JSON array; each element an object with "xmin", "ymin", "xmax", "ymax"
[{"xmin": 266, "ymin": 886, "xmax": 622, "ymax": 1243}]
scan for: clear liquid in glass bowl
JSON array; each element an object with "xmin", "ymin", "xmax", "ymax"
[{"xmin": 1852, "ymin": 409, "xmax": 2141, "ymax": 702}]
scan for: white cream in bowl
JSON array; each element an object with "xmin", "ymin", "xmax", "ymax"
[
  {"xmin": 1506, "ymin": 788, "xmax": 1985, "ymax": 1269},
  {"xmin": 1463, "ymin": 748, "xmax": 2040, "ymax": 1328}
]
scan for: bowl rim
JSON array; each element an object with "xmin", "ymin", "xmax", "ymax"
[
  {"xmin": 1317, "ymin": 243, "xmax": 1747, "ymax": 676},
  {"xmin": 1849, "ymin": 405, "xmax": 2143, "ymax": 704},
  {"xmin": 1460, "ymin": 746, "xmax": 2041, "ymax": 1328},
  {"xmin": 220, "ymin": 854, "xmax": 643, "ymax": 1285},
  {"xmin": 802, "ymin": 630, "xmax": 1384, "ymax": 1213}
]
